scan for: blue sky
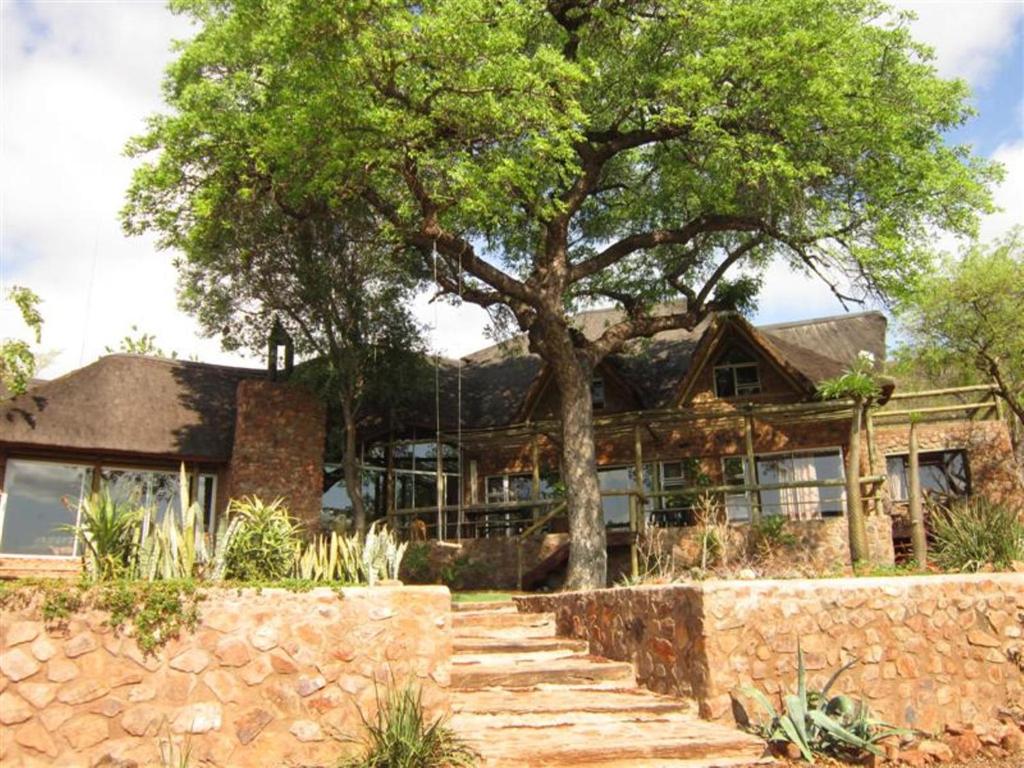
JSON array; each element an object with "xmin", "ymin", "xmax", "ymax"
[{"xmin": 1, "ymin": 0, "xmax": 1022, "ymax": 374}]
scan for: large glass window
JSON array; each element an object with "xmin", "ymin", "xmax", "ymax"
[
  {"xmin": 102, "ymin": 467, "xmax": 218, "ymax": 533},
  {"xmin": 756, "ymin": 450, "xmax": 844, "ymax": 519},
  {"xmin": 722, "ymin": 456, "xmax": 754, "ymax": 522},
  {"xmin": 886, "ymin": 450, "xmax": 969, "ymax": 504},
  {"xmin": 599, "ymin": 465, "xmax": 654, "ymax": 528},
  {"xmin": 0, "ymin": 460, "xmax": 92, "ymax": 557}
]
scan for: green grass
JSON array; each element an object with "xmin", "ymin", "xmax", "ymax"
[{"xmin": 450, "ymin": 591, "xmax": 513, "ymax": 603}]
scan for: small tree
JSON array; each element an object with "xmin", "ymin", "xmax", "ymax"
[
  {"xmin": 894, "ymin": 230, "xmax": 1024, "ymax": 474},
  {"xmin": 105, "ymin": 325, "xmax": 179, "ymax": 359},
  {"xmin": 1, "ymin": 286, "xmax": 43, "ymax": 396},
  {"xmin": 819, "ymin": 352, "xmax": 882, "ymax": 564}
]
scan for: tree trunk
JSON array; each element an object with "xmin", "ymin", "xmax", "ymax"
[
  {"xmin": 543, "ymin": 328, "xmax": 607, "ymax": 590},
  {"xmin": 846, "ymin": 398, "xmax": 869, "ymax": 564},
  {"xmin": 339, "ymin": 393, "xmax": 367, "ymax": 536},
  {"xmin": 908, "ymin": 420, "xmax": 928, "ymax": 567}
]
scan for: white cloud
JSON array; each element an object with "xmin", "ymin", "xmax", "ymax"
[
  {"xmin": 982, "ymin": 139, "xmax": 1024, "ymax": 240},
  {"xmin": 892, "ymin": 1, "xmax": 1024, "ymax": 85}
]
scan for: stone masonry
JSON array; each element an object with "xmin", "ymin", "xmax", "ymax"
[
  {"xmin": 225, "ymin": 379, "xmax": 326, "ymax": 528},
  {"xmin": 518, "ymin": 573, "xmax": 1024, "ymax": 734},
  {"xmin": 0, "ymin": 586, "xmax": 451, "ymax": 767}
]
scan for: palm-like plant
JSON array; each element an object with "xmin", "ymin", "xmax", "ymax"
[{"xmin": 219, "ymin": 496, "xmax": 300, "ymax": 581}]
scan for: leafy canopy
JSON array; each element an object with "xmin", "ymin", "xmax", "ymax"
[
  {"xmin": 1, "ymin": 286, "xmax": 44, "ymax": 396},
  {"xmin": 124, "ymin": 0, "xmax": 997, "ymax": 369},
  {"xmin": 893, "ymin": 229, "xmax": 1024, "ymax": 420}
]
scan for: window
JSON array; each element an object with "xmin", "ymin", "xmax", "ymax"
[
  {"xmin": 713, "ymin": 348, "xmax": 761, "ymax": 398},
  {"xmin": 591, "ymin": 377, "xmax": 606, "ymax": 409},
  {"xmin": 0, "ymin": 460, "xmax": 93, "ymax": 557},
  {"xmin": 102, "ymin": 467, "xmax": 218, "ymax": 533},
  {"xmin": 598, "ymin": 465, "xmax": 654, "ymax": 528},
  {"xmin": 886, "ymin": 450, "xmax": 969, "ymax": 504},
  {"xmin": 722, "ymin": 456, "xmax": 754, "ymax": 522},
  {"xmin": 756, "ymin": 450, "xmax": 844, "ymax": 519},
  {"xmin": 652, "ymin": 461, "xmax": 695, "ymax": 527}
]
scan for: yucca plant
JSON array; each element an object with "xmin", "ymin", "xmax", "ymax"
[
  {"xmin": 742, "ymin": 642, "xmax": 907, "ymax": 763},
  {"xmin": 63, "ymin": 488, "xmax": 143, "ymax": 580},
  {"xmin": 363, "ymin": 522, "xmax": 408, "ymax": 586},
  {"xmin": 930, "ymin": 497, "xmax": 1024, "ymax": 572},
  {"xmin": 220, "ymin": 496, "xmax": 301, "ymax": 581},
  {"xmin": 134, "ymin": 465, "xmax": 210, "ymax": 581},
  {"xmin": 340, "ymin": 679, "xmax": 478, "ymax": 768}
]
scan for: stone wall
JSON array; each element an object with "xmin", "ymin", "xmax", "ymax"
[
  {"xmin": 517, "ymin": 574, "xmax": 1024, "ymax": 733},
  {"xmin": 0, "ymin": 586, "xmax": 451, "ymax": 767},
  {"xmin": 225, "ymin": 379, "xmax": 326, "ymax": 527}
]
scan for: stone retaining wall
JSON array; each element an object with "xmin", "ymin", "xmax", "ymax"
[
  {"xmin": 518, "ymin": 574, "xmax": 1024, "ymax": 733},
  {"xmin": 0, "ymin": 585, "xmax": 451, "ymax": 767}
]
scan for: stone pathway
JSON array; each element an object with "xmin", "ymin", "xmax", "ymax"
[{"xmin": 449, "ymin": 601, "xmax": 769, "ymax": 767}]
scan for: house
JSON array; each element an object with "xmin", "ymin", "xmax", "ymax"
[{"xmin": 1, "ymin": 309, "xmax": 1019, "ymax": 583}]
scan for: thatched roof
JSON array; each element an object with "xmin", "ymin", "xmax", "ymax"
[{"xmin": 0, "ymin": 355, "xmax": 263, "ymax": 461}]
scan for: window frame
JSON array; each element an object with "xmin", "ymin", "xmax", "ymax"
[
  {"xmin": 0, "ymin": 457, "xmax": 93, "ymax": 559},
  {"xmin": 712, "ymin": 348, "xmax": 762, "ymax": 398}
]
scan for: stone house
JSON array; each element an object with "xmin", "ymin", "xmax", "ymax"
[{"xmin": 0, "ymin": 309, "xmax": 1019, "ymax": 582}]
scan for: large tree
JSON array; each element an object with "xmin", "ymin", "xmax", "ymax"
[
  {"xmin": 893, "ymin": 229, "xmax": 1024, "ymax": 473},
  {"xmin": 127, "ymin": 0, "xmax": 996, "ymax": 588}
]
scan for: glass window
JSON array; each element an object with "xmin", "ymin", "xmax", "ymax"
[
  {"xmin": 713, "ymin": 348, "xmax": 761, "ymax": 398},
  {"xmin": 756, "ymin": 450, "xmax": 844, "ymax": 519},
  {"xmin": 886, "ymin": 450, "xmax": 969, "ymax": 503},
  {"xmin": 722, "ymin": 456, "xmax": 753, "ymax": 522},
  {"xmin": 598, "ymin": 465, "xmax": 654, "ymax": 528},
  {"xmin": 591, "ymin": 377, "xmax": 606, "ymax": 409},
  {"xmin": 1, "ymin": 460, "xmax": 92, "ymax": 557}
]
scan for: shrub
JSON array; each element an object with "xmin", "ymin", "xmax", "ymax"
[
  {"xmin": 218, "ymin": 496, "xmax": 301, "ymax": 581},
  {"xmin": 401, "ymin": 543, "xmax": 434, "ymax": 584},
  {"xmin": 741, "ymin": 643, "xmax": 906, "ymax": 762},
  {"xmin": 748, "ymin": 514, "xmax": 797, "ymax": 562},
  {"xmin": 64, "ymin": 488, "xmax": 143, "ymax": 580},
  {"xmin": 930, "ymin": 497, "xmax": 1024, "ymax": 572},
  {"xmin": 341, "ymin": 679, "xmax": 477, "ymax": 768}
]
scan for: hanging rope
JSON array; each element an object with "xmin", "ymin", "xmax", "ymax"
[
  {"xmin": 457, "ymin": 246, "xmax": 464, "ymax": 539},
  {"xmin": 432, "ymin": 241, "xmax": 443, "ymax": 540}
]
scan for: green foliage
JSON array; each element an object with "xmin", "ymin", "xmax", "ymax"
[
  {"xmin": 1, "ymin": 285, "xmax": 44, "ymax": 396},
  {"xmin": 893, "ymin": 229, "xmax": 1024, "ymax": 426},
  {"xmin": 96, "ymin": 580, "xmax": 203, "ymax": 654},
  {"xmin": 292, "ymin": 522, "xmax": 407, "ymax": 585},
  {"xmin": 362, "ymin": 522, "xmax": 409, "ymax": 586},
  {"xmin": 742, "ymin": 643, "xmax": 906, "ymax": 762},
  {"xmin": 749, "ymin": 515, "xmax": 798, "ymax": 561},
  {"xmin": 818, "ymin": 351, "xmax": 883, "ymax": 402},
  {"xmin": 930, "ymin": 497, "xmax": 1024, "ymax": 572},
  {"xmin": 132, "ymin": 465, "xmax": 211, "ymax": 581},
  {"xmin": 63, "ymin": 489, "xmax": 144, "ymax": 580},
  {"xmin": 105, "ymin": 324, "xmax": 179, "ymax": 359},
  {"xmin": 340, "ymin": 679, "xmax": 478, "ymax": 768},
  {"xmin": 439, "ymin": 554, "xmax": 488, "ymax": 591},
  {"xmin": 400, "ymin": 543, "xmax": 434, "ymax": 584},
  {"xmin": 219, "ymin": 496, "xmax": 301, "ymax": 581}
]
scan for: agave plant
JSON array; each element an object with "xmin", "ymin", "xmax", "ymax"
[
  {"xmin": 219, "ymin": 496, "xmax": 301, "ymax": 581},
  {"xmin": 742, "ymin": 642, "xmax": 908, "ymax": 762},
  {"xmin": 63, "ymin": 487, "xmax": 143, "ymax": 580},
  {"xmin": 134, "ymin": 465, "xmax": 210, "ymax": 581},
  {"xmin": 362, "ymin": 521, "xmax": 408, "ymax": 586}
]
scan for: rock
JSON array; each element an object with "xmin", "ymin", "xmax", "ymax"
[
  {"xmin": 121, "ymin": 704, "xmax": 163, "ymax": 737},
  {"xmin": 0, "ymin": 648, "xmax": 41, "ymax": 681},
  {"xmin": 6, "ymin": 621, "xmax": 40, "ymax": 646},
  {"xmin": 15, "ymin": 720, "xmax": 59, "ymax": 757},
  {"xmin": 269, "ymin": 651, "xmax": 298, "ymax": 675},
  {"xmin": 30, "ymin": 635, "xmax": 58, "ymax": 662},
  {"xmin": 63, "ymin": 713, "xmax": 110, "ymax": 749},
  {"xmin": 18, "ymin": 682, "xmax": 57, "ymax": 709},
  {"xmin": 58, "ymin": 679, "xmax": 110, "ymax": 705},
  {"xmin": 918, "ymin": 739, "xmax": 954, "ymax": 762},
  {"xmin": 234, "ymin": 707, "xmax": 273, "ymax": 745},
  {"xmin": 65, "ymin": 632, "xmax": 99, "ymax": 658},
  {"xmin": 92, "ymin": 754, "xmax": 140, "ymax": 768},
  {"xmin": 202, "ymin": 669, "xmax": 241, "ymax": 704},
  {"xmin": 240, "ymin": 655, "xmax": 273, "ymax": 686},
  {"xmin": 171, "ymin": 702, "xmax": 222, "ymax": 734},
  {"xmin": 169, "ymin": 648, "xmax": 211, "ymax": 674},
  {"xmin": 945, "ymin": 730, "xmax": 981, "ymax": 759},
  {"xmin": 0, "ymin": 690, "xmax": 34, "ymax": 724},
  {"xmin": 896, "ymin": 748, "xmax": 928, "ymax": 767},
  {"xmin": 289, "ymin": 719, "xmax": 324, "ymax": 742},
  {"xmin": 47, "ymin": 658, "xmax": 80, "ymax": 682},
  {"xmin": 249, "ymin": 624, "xmax": 278, "ymax": 651},
  {"xmin": 214, "ymin": 637, "xmax": 250, "ymax": 667},
  {"xmin": 1002, "ymin": 728, "xmax": 1024, "ymax": 754},
  {"xmin": 91, "ymin": 697, "xmax": 126, "ymax": 718},
  {"xmin": 40, "ymin": 704, "xmax": 74, "ymax": 731},
  {"xmin": 126, "ymin": 683, "xmax": 157, "ymax": 703},
  {"xmin": 966, "ymin": 630, "xmax": 1001, "ymax": 648},
  {"xmin": 295, "ymin": 674, "xmax": 326, "ymax": 697}
]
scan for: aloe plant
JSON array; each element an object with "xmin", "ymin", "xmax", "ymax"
[
  {"xmin": 63, "ymin": 488, "xmax": 143, "ymax": 580},
  {"xmin": 742, "ymin": 642, "xmax": 908, "ymax": 762},
  {"xmin": 291, "ymin": 523, "xmax": 406, "ymax": 585},
  {"xmin": 134, "ymin": 465, "xmax": 210, "ymax": 581}
]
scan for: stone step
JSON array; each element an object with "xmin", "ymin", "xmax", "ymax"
[
  {"xmin": 454, "ymin": 647, "xmax": 583, "ymax": 666},
  {"xmin": 453, "ymin": 686, "xmax": 695, "ymax": 717},
  {"xmin": 453, "ymin": 636, "xmax": 589, "ymax": 655},
  {"xmin": 452, "ymin": 611, "xmax": 556, "ymax": 638},
  {"xmin": 458, "ymin": 717, "xmax": 768, "ymax": 767},
  {"xmin": 451, "ymin": 656, "xmax": 636, "ymax": 689},
  {"xmin": 452, "ymin": 600, "xmax": 517, "ymax": 613}
]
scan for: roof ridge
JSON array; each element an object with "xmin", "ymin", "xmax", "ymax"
[{"xmin": 756, "ymin": 310, "xmax": 885, "ymax": 331}]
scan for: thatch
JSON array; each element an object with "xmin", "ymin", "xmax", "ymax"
[{"xmin": 0, "ymin": 355, "xmax": 263, "ymax": 460}]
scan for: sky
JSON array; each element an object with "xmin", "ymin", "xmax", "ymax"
[{"xmin": 1, "ymin": 0, "xmax": 1022, "ymax": 378}]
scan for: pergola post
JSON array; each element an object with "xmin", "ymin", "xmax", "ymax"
[
  {"xmin": 631, "ymin": 424, "xmax": 645, "ymax": 580},
  {"xmin": 743, "ymin": 411, "xmax": 761, "ymax": 524},
  {"xmin": 908, "ymin": 420, "xmax": 927, "ymax": 567},
  {"xmin": 864, "ymin": 405, "xmax": 880, "ymax": 515},
  {"xmin": 846, "ymin": 399, "xmax": 869, "ymax": 563},
  {"xmin": 531, "ymin": 434, "xmax": 541, "ymax": 521}
]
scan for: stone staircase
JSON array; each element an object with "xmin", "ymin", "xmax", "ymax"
[{"xmin": 449, "ymin": 601, "xmax": 768, "ymax": 768}]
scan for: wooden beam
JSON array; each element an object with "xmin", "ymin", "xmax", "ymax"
[
  {"xmin": 743, "ymin": 412, "xmax": 761, "ymax": 524},
  {"xmin": 908, "ymin": 421, "xmax": 928, "ymax": 567}
]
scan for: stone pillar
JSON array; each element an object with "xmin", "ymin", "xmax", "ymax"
[{"xmin": 225, "ymin": 379, "xmax": 326, "ymax": 528}]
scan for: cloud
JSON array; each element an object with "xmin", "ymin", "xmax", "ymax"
[
  {"xmin": 982, "ymin": 139, "xmax": 1024, "ymax": 241},
  {"xmin": 892, "ymin": 1, "xmax": 1023, "ymax": 86}
]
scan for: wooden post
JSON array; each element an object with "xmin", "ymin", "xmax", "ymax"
[
  {"xmin": 864, "ymin": 406, "xmax": 880, "ymax": 515},
  {"xmin": 908, "ymin": 420, "xmax": 928, "ymax": 567},
  {"xmin": 846, "ymin": 399, "xmax": 868, "ymax": 563},
  {"xmin": 531, "ymin": 434, "xmax": 541, "ymax": 522},
  {"xmin": 435, "ymin": 438, "xmax": 444, "ymax": 541},
  {"xmin": 629, "ymin": 493, "xmax": 639, "ymax": 580},
  {"xmin": 631, "ymin": 425, "xmax": 645, "ymax": 580},
  {"xmin": 743, "ymin": 412, "xmax": 761, "ymax": 523},
  {"xmin": 384, "ymin": 440, "xmax": 396, "ymax": 532}
]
